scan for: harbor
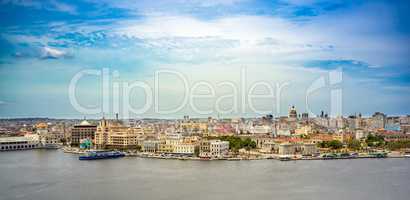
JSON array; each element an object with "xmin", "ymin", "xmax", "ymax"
[
  {"xmin": 1, "ymin": 150, "xmax": 410, "ymax": 200},
  {"xmin": 61, "ymin": 146, "xmax": 410, "ymax": 162}
]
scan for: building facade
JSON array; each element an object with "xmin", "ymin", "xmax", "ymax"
[
  {"xmin": 94, "ymin": 119, "xmax": 139, "ymax": 149},
  {"xmin": 70, "ymin": 120, "xmax": 97, "ymax": 146},
  {"xmin": 0, "ymin": 136, "xmax": 40, "ymax": 151}
]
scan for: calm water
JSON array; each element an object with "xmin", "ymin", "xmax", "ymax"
[{"xmin": 0, "ymin": 150, "xmax": 409, "ymax": 200}]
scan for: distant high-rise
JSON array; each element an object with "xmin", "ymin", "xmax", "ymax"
[{"xmin": 370, "ymin": 112, "xmax": 386, "ymax": 130}]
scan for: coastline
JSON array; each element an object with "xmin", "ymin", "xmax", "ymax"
[{"xmin": 61, "ymin": 147, "xmax": 409, "ymax": 161}]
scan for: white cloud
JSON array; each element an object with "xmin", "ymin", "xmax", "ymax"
[
  {"xmin": 112, "ymin": 1, "xmax": 408, "ymax": 68},
  {"xmin": 41, "ymin": 47, "xmax": 68, "ymax": 59},
  {"xmin": 1, "ymin": 0, "xmax": 77, "ymax": 14},
  {"xmin": 49, "ymin": 0, "xmax": 77, "ymax": 15}
]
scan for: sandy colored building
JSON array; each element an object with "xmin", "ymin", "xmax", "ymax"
[{"xmin": 94, "ymin": 119, "xmax": 139, "ymax": 149}]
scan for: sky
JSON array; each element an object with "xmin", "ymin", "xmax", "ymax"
[{"xmin": 0, "ymin": 0, "xmax": 409, "ymax": 119}]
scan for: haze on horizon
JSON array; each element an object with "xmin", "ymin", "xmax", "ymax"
[{"xmin": 0, "ymin": 0, "xmax": 409, "ymax": 119}]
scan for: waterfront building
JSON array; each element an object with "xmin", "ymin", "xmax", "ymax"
[
  {"xmin": 277, "ymin": 142, "xmax": 317, "ymax": 156},
  {"xmin": 301, "ymin": 143, "xmax": 317, "ymax": 156},
  {"xmin": 0, "ymin": 136, "xmax": 40, "ymax": 151},
  {"xmin": 158, "ymin": 142, "xmax": 174, "ymax": 153},
  {"xmin": 35, "ymin": 123, "xmax": 60, "ymax": 148},
  {"xmin": 199, "ymin": 139, "xmax": 229, "ymax": 158},
  {"xmin": 278, "ymin": 143, "xmax": 295, "ymax": 155},
  {"xmin": 261, "ymin": 141, "xmax": 278, "ymax": 153},
  {"xmin": 94, "ymin": 118, "xmax": 139, "ymax": 149},
  {"xmin": 199, "ymin": 139, "xmax": 211, "ymax": 157},
  {"xmin": 210, "ymin": 140, "xmax": 229, "ymax": 158},
  {"xmin": 39, "ymin": 133, "xmax": 59, "ymax": 148},
  {"xmin": 142, "ymin": 140, "xmax": 160, "ymax": 153},
  {"xmin": 70, "ymin": 120, "xmax": 97, "ymax": 146},
  {"xmin": 156, "ymin": 133, "xmax": 187, "ymax": 154},
  {"xmin": 173, "ymin": 143, "xmax": 195, "ymax": 155}
]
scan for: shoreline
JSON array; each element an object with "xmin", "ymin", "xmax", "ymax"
[{"xmin": 61, "ymin": 147, "xmax": 409, "ymax": 161}]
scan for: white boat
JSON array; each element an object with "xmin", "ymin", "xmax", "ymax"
[{"xmin": 41, "ymin": 143, "xmax": 61, "ymax": 149}]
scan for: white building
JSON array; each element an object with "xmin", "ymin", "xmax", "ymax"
[
  {"xmin": 278, "ymin": 143, "xmax": 295, "ymax": 155},
  {"xmin": 142, "ymin": 140, "xmax": 160, "ymax": 153},
  {"xmin": 0, "ymin": 136, "xmax": 40, "ymax": 151},
  {"xmin": 250, "ymin": 125, "xmax": 272, "ymax": 135},
  {"xmin": 276, "ymin": 129, "xmax": 291, "ymax": 136},
  {"xmin": 209, "ymin": 140, "xmax": 229, "ymax": 158}
]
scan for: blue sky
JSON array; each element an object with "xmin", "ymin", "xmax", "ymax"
[{"xmin": 0, "ymin": 0, "xmax": 409, "ymax": 118}]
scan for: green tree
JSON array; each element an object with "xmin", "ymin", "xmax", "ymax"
[
  {"xmin": 347, "ymin": 139, "xmax": 362, "ymax": 150},
  {"xmin": 194, "ymin": 146, "xmax": 200, "ymax": 157},
  {"xmin": 366, "ymin": 134, "xmax": 384, "ymax": 147},
  {"xmin": 328, "ymin": 140, "xmax": 343, "ymax": 149},
  {"xmin": 319, "ymin": 140, "xmax": 343, "ymax": 149}
]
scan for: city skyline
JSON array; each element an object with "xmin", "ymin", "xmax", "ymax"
[{"xmin": 1, "ymin": 0, "xmax": 410, "ymax": 118}]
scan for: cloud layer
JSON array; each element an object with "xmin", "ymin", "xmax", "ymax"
[{"xmin": 0, "ymin": 0, "xmax": 409, "ymax": 118}]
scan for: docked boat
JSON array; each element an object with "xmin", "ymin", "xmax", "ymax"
[
  {"xmin": 404, "ymin": 153, "xmax": 410, "ymax": 158},
  {"xmin": 79, "ymin": 150, "xmax": 125, "ymax": 160},
  {"xmin": 369, "ymin": 152, "xmax": 387, "ymax": 158},
  {"xmin": 279, "ymin": 155, "xmax": 292, "ymax": 161},
  {"xmin": 42, "ymin": 143, "xmax": 61, "ymax": 149}
]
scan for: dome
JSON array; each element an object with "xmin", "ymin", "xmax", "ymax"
[
  {"xmin": 79, "ymin": 120, "xmax": 91, "ymax": 126},
  {"xmin": 36, "ymin": 123, "xmax": 48, "ymax": 129}
]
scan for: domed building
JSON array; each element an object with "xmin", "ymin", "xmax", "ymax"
[
  {"xmin": 288, "ymin": 106, "xmax": 297, "ymax": 119},
  {"xmin": 36, "ymin": 122, "xmax": 48, "ymax": 135},
  {"xmin": 70, "ymin": 120, "xmax": 97, "ymax": 147},
  {"xmin": 36, "ymin": 122, "xmax": 48, "ymax": 130}
]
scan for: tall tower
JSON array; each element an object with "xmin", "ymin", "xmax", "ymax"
[{"xmin": 288, "ymin": 105, "xmax": 297, "ymax": 119}]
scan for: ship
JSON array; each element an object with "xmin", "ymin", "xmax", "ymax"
[
  {"xmin": 278, "ymin": 155, "xmax": 292, "ymax": 161},
  {"xmin": 79, "ymin": 150, "xmax": 125, "ymax": 160}
]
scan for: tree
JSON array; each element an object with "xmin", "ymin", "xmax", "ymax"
[
  {"xmin": 218, "ymin": 136, "xmax": 257, "ymax": 150},
  {"xmin": 319, "ymin": 140, "xmax": 343, "ymax": 149},
  {"xmin": 366, "ymin": 134, "xmax": 384, "ymax": 147},
  {"xmin": 194, "ymin": 146, "xmax": 200, "ymax": 157},
  {"xmin": 386, "ymin": 140, "xmax": 410, "ymax": 150},
  {"xmin": 328, "ymin": 140, "xmax": 343, "ymax": 149},
  {"xmin": 347, "ymin": 139, "xmax": 362, "ymax": 150}
]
